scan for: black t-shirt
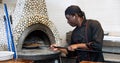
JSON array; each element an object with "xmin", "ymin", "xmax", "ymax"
[{"xmin": 67, "ymin": 19, "xmax": 104, "ymax": 62}]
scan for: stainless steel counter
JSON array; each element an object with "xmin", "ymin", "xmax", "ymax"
[{"xmin": 103, "ymin": 36, "xmax": 120, "ymax": 47}]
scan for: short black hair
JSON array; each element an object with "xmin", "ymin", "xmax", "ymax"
[{"xmin": 65, "ymin": 5, "xmax": 84, "ymax": 17}]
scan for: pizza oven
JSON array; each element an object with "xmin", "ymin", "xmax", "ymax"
[{"xmin": 12, "ymin": 0, "xmax": 61, "ymax": 63}]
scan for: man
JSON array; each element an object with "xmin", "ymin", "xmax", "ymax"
[{"xmin": 51, "ymin": 5, "xmax": 104, "ymax": 63}]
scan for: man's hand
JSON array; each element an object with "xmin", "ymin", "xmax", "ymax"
[
  {"xmin": 50, "ymin": 44, "xmax": 68, "ymax": 55},
  {"xmin": 50, "ymin": 44, "xmax": 59, "ymax": 51},
  {"xmin": 68, "ymin": 44, "xmax": 78, "ymax": 51},
  {"xmin": 68, "ymin": 43, "xmax": 88, "ymax": 51}
]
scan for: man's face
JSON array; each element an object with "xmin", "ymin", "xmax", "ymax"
[{"xmin": 65, "ymin": 15, "xmax": 77, "ymax": 27}]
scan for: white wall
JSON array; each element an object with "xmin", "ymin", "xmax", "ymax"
[
  {"xmin": 76, "ymin": 0, "xmax": 120, "ymax": 36},
  {"xmin": 2, "ymin": 0, "xmax": 16, "ymax": 3}
]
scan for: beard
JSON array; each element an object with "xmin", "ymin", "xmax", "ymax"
[{"xmin": 69, "ymin": 23, "xmax": 76, "ymax": 27}]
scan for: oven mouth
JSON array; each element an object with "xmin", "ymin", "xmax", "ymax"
[{"xmin": 22, "ymin": 30, "xmax": 51, "ymax": 49}]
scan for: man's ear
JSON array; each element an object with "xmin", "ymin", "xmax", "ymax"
[
  {"xmin": 73, "ymin": 15, "xmax": 75, "ymax": 19},
  {"xmin": 82, "ymin": 16, "xmax": 84, "ymax": 19}
]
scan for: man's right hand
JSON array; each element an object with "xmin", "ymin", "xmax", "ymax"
[
  {"xmin": 50, "ymin": 44, "xmax": 59, "ymax": 51},
  {"xmin": 50, "ymin": 44, "xmax": 68, "ymax": 55}
]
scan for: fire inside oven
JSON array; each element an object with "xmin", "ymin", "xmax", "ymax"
[{"xmin": 22, "ymin": 30, "xmax": 50, "ymax": 49}]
